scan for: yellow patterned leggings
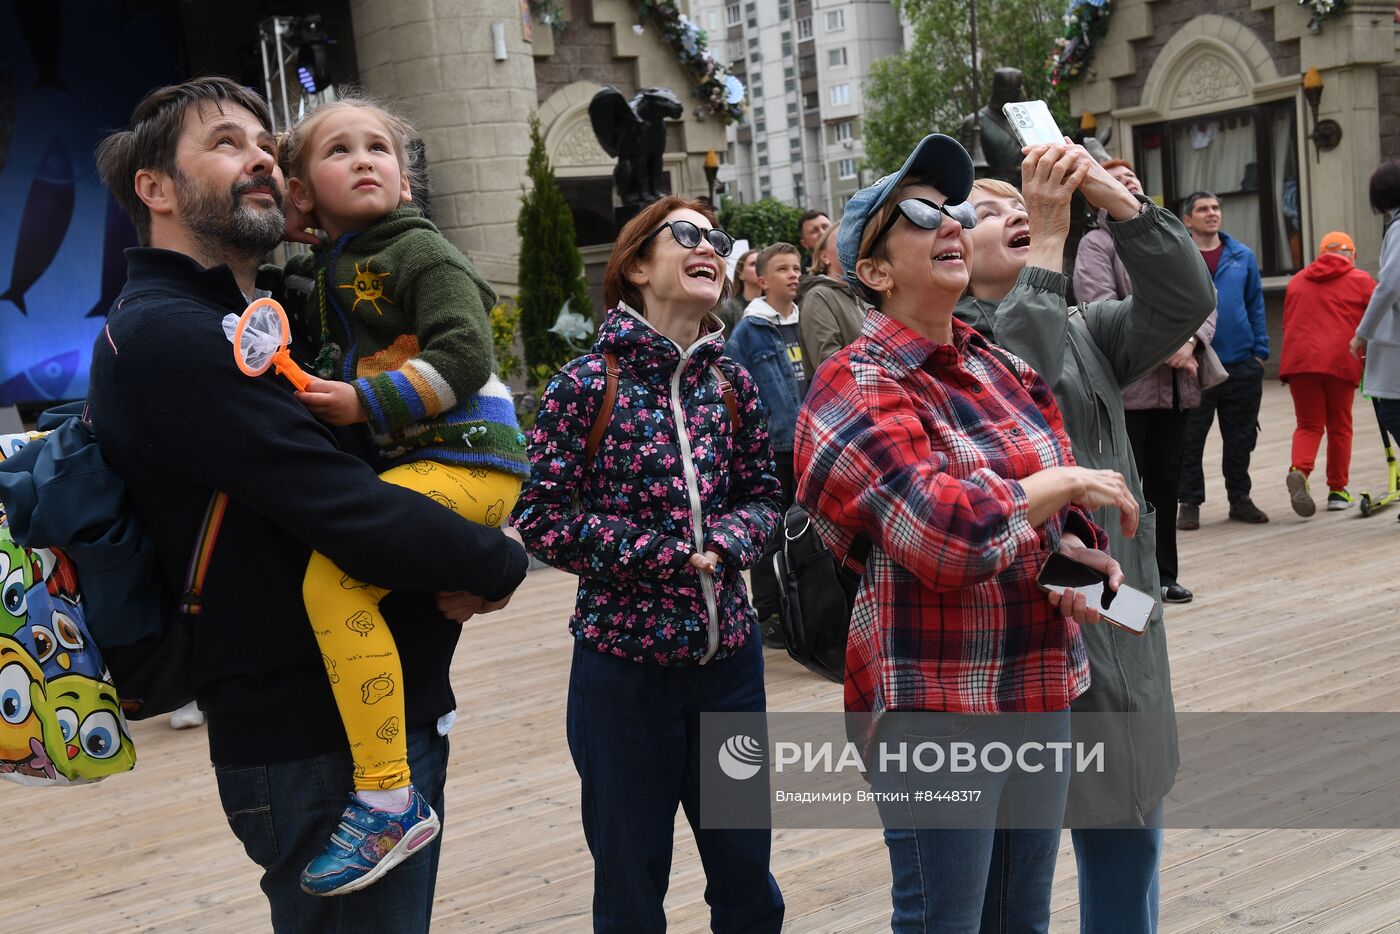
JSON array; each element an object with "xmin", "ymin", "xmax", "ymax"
[{"xmin": 304, "ymin": 460, "xmax": 521, "ymax": 791}]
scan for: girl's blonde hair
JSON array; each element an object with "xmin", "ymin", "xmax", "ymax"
[
  {"xmin": 280, "ymin": 90, "xmax": 426, "ymax": 202},
  {"xmin": 809, "ymin": 221, "xmax": 839, "ymax": 275}
]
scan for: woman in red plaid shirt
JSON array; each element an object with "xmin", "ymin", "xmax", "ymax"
[{"xmin": 793, "ymin": 135, "xmax": 1141, "ymax": 932}]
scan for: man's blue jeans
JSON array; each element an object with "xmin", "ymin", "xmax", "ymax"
[
  {"xmin": 214, "ymin": 725, "xmax": 448, "ymax": 933},
  {"xmin": 1069, "ymin": 804, "xmax": 1164, "ymax": 934},
  {"xmin": 877, "ymin": 711, "xmax": 1071, "ymax": 934},
  {"xmin": 566, "ymin": 634, "xmax": 784, "ymax": 933}
]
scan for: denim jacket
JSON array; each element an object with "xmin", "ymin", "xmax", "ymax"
[{"xmin": 727, "ymin": 305, "xmax": 804, "ymax": 451}]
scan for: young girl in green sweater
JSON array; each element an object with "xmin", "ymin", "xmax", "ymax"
[{"xmin": 279, "ymin": 94, "xmax": 527, "ymax": 897}]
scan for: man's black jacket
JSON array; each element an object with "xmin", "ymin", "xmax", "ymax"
[{"xmin": 87, "ymin": 249, "xmax": 528, "ymax": 766}]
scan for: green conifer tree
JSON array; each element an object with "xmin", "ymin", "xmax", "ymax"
[{"xmin": 517, "ymin": 115, "xmax": 593, "ymax": 374}]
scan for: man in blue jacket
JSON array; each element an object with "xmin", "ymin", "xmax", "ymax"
[
  {"xmin": 1176, "ymin": 191, "xmax": 1271, "ymax": 527},
  {"xmin": 88, "ymin": 77, "xmax": 527, "ymax": 931}
]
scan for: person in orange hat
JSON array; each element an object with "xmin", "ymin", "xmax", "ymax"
[
  {"xmin": 1320, "ymin": 231, "xmax": 1356, "ymax": 254},
  {"xmin": 1280, "ymin": 231, "xmax": 1377, "ymax": 515}
]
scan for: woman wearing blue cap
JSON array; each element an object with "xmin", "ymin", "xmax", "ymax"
[{"xmin": 793, "ymin": 135, "xmax": 1140, "ymax": 931}]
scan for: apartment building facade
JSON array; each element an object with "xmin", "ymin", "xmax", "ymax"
[{"xmin": 687, "ymin": 0, "xmax": 902, "ymax": 216}]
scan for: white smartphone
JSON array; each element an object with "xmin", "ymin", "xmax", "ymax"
[
  {"xmin": 1002, "ymin": 100, "xmax": 1065, "ymax": 148},
  {"xmin": 1036, "ymin": 552, "xmax": 1157, "ymax": 635}
]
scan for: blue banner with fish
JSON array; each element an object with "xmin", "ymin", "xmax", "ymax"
[{"xmin": 0, "ymin": 3, "xmax": 182, "ymax": 405}]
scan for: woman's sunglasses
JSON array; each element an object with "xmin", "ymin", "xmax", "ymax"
[
  {"xmin": 640, "ymin": 219, "xmax": 736, "ymax": 257},
  {"xmin": 869, "ymin": 197, "xmax": 978, "ymax": 247}
]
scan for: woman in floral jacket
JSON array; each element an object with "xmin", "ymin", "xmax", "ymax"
[{"xmin": 512, "ymin": 196, "xmax": 785, "ymax": 933}]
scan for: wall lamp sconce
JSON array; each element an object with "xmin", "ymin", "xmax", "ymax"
[
  {"xmin": 1302, "ymin": 68, "xmax": 1342, "ymax": 161},
  {"xmin": 704, "ymin": 149, "xmax": 720, "ymax": 205},
  {"xmin": 492, "ymin": 22, "xmax": 508, "ymax": 61}
]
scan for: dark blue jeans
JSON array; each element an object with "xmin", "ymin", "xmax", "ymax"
[
  {"xmin": 876, "ymin": 711, "xmax": 1071, "ymax": 934},
  {"xmin": 214, "ymin": 725, "xmax": 448, "ymax": 933},
  {"xmin": 1069, "ymin": 804, "xmax": 1164, "ymax": 934},
  {"xmin": 566, "ymin": 634, "xmax": 784, "ymax": 933}
]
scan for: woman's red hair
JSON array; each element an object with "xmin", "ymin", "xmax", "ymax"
[{"xmin": 603, "ymin": 196, "xmax": 732, "ymax": 311}]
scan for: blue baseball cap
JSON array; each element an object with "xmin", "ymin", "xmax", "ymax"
[{"xmin": 836, "ymin": 134, "xmax": 974, "ymax": 295}]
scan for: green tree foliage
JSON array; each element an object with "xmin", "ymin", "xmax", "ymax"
[
  {"xmin": 718, "ymin": 196, "xmax": 803, "ymax": 249},
  {"xmin": 864, "ymin": 0, "xmax": 1072, "ymax": 177},
  {"xmin": 517, "ymin": 115, "xmax": 593, "ymax": 373}
]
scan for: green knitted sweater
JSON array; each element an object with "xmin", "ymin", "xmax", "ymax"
[{"xmin": 284, "ymin": 206, "xmax": 526, "ymax": 477}]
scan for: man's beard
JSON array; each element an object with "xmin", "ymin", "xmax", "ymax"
[{"xmin": 176, "ymin": 171, "xmax": 286, "ymax": 262}]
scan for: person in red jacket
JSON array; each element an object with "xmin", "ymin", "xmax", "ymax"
[{"xmin": 1281, "ymin": 231, "xmax": 1377, "ymax": 515}]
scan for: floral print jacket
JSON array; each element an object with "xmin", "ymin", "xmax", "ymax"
[{"xmin": 512, "ymin": 305, "xmax": 783, "ymax": 666}]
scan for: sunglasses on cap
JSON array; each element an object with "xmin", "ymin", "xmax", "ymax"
[
  {"xmin": 870, "ymin": 197, "xmax": 978, "ymax": 247},
  {"xmin": 639, "ymin": 219, "xmax": 736, "ymax": 257}
]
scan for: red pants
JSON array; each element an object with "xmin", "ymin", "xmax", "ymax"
[{"xmin": 1288, "ymin": 374, "xmax": 1355, "ymax": 490}]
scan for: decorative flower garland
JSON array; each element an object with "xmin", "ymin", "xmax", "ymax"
[
  {"xmin": 530, "ymin": 0, "xmax": 568, "ymax": 37},
  {"xmin": 1299, "ymin": 0, "xmax": 1348, "ymax": 31},
  {"xmin": 1047, "ymin": 0, "xmax": 1111, "ymax": 89},
  {"xmin": 636, "ymin": 0, "xmax": 747, "ymax": 124},
  {"xmin": 1044, "ymin": 0, "xmax": 1348, "ymax": 81}
]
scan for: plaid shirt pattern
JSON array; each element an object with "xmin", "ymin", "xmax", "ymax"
[{"xmin": 793, "ymin": 310, "xmax": 1104, "ymax": 718}]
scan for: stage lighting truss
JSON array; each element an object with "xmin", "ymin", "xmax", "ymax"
[{"xmin": 259, "ymin": 15, "xmax": 337, "ymax": 134}]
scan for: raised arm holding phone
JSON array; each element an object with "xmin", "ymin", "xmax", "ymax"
[{"xmin": 952, "ymin": 132, "xmax": 1216, "ymax": 934}]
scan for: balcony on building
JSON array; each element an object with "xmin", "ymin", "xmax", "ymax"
[{"xmin": 794, "ymin": 0, "xmax": 814, "ymax": 45}]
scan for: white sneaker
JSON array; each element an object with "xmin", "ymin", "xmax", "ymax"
[{"xmin": 170, "ymin": 700, "xmax": 205, "ymax": 730}]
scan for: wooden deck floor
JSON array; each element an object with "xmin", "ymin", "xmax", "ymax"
[{"xmin": 6, "ymin": 381, "xmax": 1400, "ymax": 933}]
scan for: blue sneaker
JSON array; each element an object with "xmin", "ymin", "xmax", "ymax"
[{"xmin": 300, "ymin": 786, "xmax": 441, "ymax": 896}]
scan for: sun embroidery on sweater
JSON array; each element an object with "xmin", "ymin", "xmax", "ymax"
[{"xmin": 340, "ymin": 257, "xmax": 395, "ymax": 315}]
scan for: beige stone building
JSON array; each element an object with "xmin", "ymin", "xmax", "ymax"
[
  {"xmin": 352, "ymin": 0, "xmax": 729, "ymax": 306},
  {"xmin": 1067, "ymin": 0, "xmax": 1400, "ymax": 359}
]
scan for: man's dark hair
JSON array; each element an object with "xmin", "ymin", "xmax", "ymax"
[
  {"xmin": 95, "ymin": 76, "xmax": 273, "ymax": 246},
  {"xmin": 1181, "ymin": 191, "xmax": 1219, "ymax": 218},
  {"xmin": 798, "ymin": 209, "xmax": 829, "ymax": 231},
  {"xmin": 1369, "ymin": 161, "xmax": 1400, "ymax": 214}
]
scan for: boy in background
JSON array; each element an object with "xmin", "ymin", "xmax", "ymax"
[{"xmin": 727, "ymin": 242, "xmax": 806, "ymax": 643}]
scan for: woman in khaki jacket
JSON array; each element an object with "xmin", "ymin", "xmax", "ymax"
[
  {"xmin": 795, "ymin": 222, "xmax": 866, "ymax": 381},
  {"xmin": 954, "ymin": 150, "xmax": 1215, "ymax": 934}
]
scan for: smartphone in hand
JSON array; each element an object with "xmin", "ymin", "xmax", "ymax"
[
  {"xmin": 1036, "ymin": 551, "xmax": 1156, "ymax": 635},
  {"xmin": 1002, "ymin": 100, "xmax": 1065, "ymax": 148}
]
